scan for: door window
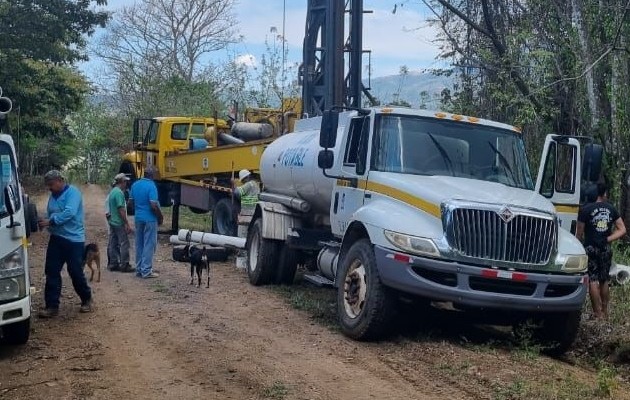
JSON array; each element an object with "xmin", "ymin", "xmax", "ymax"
[
  {"xmin": 146, "ymin": 121, "xmax": 159, "ymax": 144},
  {"xmin": 539, "ymin": 142, "xmax": 556, "ymax": 198},
  {"xmin": 343, "ymin": 117, "xmax": 365, "ymax": 166},
  {"xmin": 171, "ymin": 123, "xmax": 190, "ymax": 140},
  {"xmin": 555, "ymin": 144, "xmax": 576, "ymax": 193},
  {"xmin": 0, "ymin": 142, "xmax": 20, "ymax": 216}
]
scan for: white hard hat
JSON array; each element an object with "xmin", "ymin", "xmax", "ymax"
[{"xmin": 239, "ymin": 169, "xmax": 251, "ymax": 181}]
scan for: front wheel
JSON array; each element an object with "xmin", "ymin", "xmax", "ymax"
[
  {"xmin": 2, "ymin": 318, "xmax": 30, "ymax": 345},
  {"xmin": 337, "ymin": 239, "xmax": 395, "ymax": 340},
  {"xmin": 538, "ymin": 310, "xmax": 582, "ymax": 356},
  {"xmin": 513, "ymin": 310, "xmax": 581, "ymax": 356}
]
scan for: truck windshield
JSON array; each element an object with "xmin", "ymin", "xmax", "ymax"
[
  {"xmin": 0, "ymin": 141, "xmax": 20, "ymax": 217},
  {"xmin": 372, "ymin": 115, "xmax": 534, "ymax": 190}
]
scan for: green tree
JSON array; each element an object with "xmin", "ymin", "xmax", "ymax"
[
  {"xmin": 95, "ymin": 0, "xmax": 237, "ymax": 118},
  {"xmin": 2, "ymin": 61, "xmax": 91, "ymax": 173},
  {"xmin": 66, "ymin": 103, "xmax": 129, "ymax": 183},
  {"xmin": 0, "ymin": 0, "xmax": 110, "ymax": 172},
  {"xmin": 401, "ymin": 0, "xmax": 630, "ymax": 179},
  {"xmin": 0, "ymin": 0, "xmax": 108, "ymax": 63}
]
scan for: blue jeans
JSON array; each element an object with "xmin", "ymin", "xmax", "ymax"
[
  {"xmin": 44, "ymin": 235, "xmax": 92, "ymax": 309},
  {"xmin": 135, "ymin": 220, "xmax": 157, "ymax": 277}
]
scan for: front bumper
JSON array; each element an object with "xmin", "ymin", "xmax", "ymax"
[
  {"xmin": 0, "ymin": 295, "xmax": 30, "ymax": 326},
  {"xmin": 375, "ymin": 245, "xmax": 586, "ymax": 312}
]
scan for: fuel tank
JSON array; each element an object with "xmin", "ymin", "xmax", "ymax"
[{"xmin": 260, "ymin": 128, "xmax": 335, "ymax": 215}]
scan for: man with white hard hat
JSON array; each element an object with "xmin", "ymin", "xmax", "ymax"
[
  {"xmin": 232, "ymin": 169, "xmax": 260, "ymax": 215},
  {"xmin": 232, "ymin": 169, "xmax": 260, "ymax": 268}
]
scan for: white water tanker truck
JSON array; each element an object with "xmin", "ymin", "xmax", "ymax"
[{"xmin": 188, "ymin": 106, "xmax": 601, "ymax": 354}]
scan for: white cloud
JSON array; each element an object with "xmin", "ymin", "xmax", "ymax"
[{"xmin": 234, "ymin": 54, "xmax": 257, "ymax": 67}]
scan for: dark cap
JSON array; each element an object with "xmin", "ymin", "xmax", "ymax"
[{"xmin": 43, "ymin": 169, "xmax": 65, "ymax": 183}]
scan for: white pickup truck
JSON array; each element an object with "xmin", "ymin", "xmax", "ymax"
[
  {"xmin": 243, "ymin": 107, "xmax": 603, "ymax": 354},
  {"xmin": 0, "ymin": 91, "xmax": 38, "ymax": 345}
]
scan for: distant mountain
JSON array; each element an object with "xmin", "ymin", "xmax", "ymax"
[
  {"xmin": 88, "ymin": 71, "xmax": 453, "ymax": 112},
  {"xmin": 366, "ymin": 71, "xmax": 452, "ymax": 109}
]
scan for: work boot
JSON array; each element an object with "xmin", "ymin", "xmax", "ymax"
[
  {"xmin": 38, "ymin": 308, "xmax": 59, "ymax": 318},
  {"xmin": 108, "ymin": 264, "xmax": 120, "ymax": 272},
  {"xmin": 80, "ymin": 299, "xmax": 93, "ymax": 313},
  {"xmin": 120, "ymin": 264, "xmax": 135, "ymax": 273}
]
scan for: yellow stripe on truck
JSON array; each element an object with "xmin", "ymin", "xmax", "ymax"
[
  {"xmin": 335, "ymin": 178, "xmax": 441, "ymax": 217},
  {"xmin": 362, "ymin": 180, "xmax": 441, "ymax": 218},
  {"xmin": 555, "ymin": 204, "xmax": 579, "ymax": 213},
  {"xmin": 336, "ymin": 180, "xmax": 576, "ymax": 219}
]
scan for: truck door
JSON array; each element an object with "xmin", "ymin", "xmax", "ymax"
[
  {"xmin": 132, "ymin": 118, "xmax": 158, "ymax": 175},
  {"xmin": 331, "ymin": 116, "xmax": 370, "ymax": 237},
  {"xmin": 535, "ymin": 135, "xmax": 581, "ymax": 234}
]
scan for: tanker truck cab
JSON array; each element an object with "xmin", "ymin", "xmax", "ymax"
[
  {"xmin": 313, "ymin": 107, "xmax": 600, "ymax": 352},
  {"xmin": 0, "ymin": 134, "xmax": 32, "ymax": 345}
]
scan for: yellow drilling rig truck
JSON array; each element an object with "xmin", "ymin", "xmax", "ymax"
[{"xmin": 118, "ymin": 99, "xmax": 301, "ymax": 236}]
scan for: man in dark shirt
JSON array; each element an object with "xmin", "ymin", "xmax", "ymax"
[{"xmin": 577, "ymin": 182, "xmax": 626, "ymax": 319}]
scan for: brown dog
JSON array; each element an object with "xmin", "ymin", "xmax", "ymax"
[{"xmin": 83, "ymin": 243, "xmax": 101, "ymax": 283}]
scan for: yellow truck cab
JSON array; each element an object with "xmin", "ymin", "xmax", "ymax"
[{"xmin": 119, "ymin": 115, "xmax": 277, "ymax": 236}]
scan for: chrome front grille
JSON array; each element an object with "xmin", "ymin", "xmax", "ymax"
[{"xmin": 444, "ymin": 207, "xmax": 556, "ymax": 265}]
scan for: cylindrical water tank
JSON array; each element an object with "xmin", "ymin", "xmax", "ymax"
[
  {"xmin": 260, "ymin": 129, "xmax": 336, "ymax": 215},
  {"xmin": 232, "ymin": 122, "xmax": 273, "ymax": 141},
  {"xmin": 218, "ymin": 133, "xmax": 245, "ymax": 145}
]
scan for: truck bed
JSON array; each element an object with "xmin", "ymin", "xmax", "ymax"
[{"xmin": 161, "ymin": 138, "xmax": 274, "ymax": 180}]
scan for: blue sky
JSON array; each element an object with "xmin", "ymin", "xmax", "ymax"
[{"xmin": 82, "ymin": 0, "xmax": 443, "ymax": 80}]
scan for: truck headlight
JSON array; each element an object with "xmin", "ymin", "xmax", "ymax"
[
  {"xmin": 557, "ymin": 254, "xmax": 588, "ymax": 273},
  {"xmin": 0, "ymin": 274, "xmax": 26, "ymax": 301},
  {"xmin": 0, "ymin": 246, "xmax": 25, "ymax": 279},
  {"xmin": 384, "ymin": 230, "xmax": 440, "ymax": 258}
]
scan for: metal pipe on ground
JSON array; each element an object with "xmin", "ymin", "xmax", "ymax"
[
  {"xmin": 169, "ymin": 235, "xmax": 203, "ymax": 246},
  {"xmin": 177, "ymin": 229, "xmax": 246, "ymax": 249},
  {"xmin": 611, "ymin": 263, "xmax": 630, "ymax": 285}
]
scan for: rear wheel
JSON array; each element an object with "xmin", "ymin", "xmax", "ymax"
[
  {"xmin": 337, "ymin": 239, "xmax": 395, "ymax": 340},
  {"xmin": 246, "ymin": 219, "xmax": 278, "ymax": 285},
  {"xmin": 2, "ymin": 318, "xmax": 30, "ymax": 345},
  {"xmin": 212, "ymin": 198, "xmax": 237, "ymax": 236}
]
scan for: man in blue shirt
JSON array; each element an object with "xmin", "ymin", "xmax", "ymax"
[
  {"xmin": 129, "ymin": 166, "xmax": 163, "ymax": 278},
  {"xmin": 38, "ymin": 170, "xmax": 92, "ymax": 318}
]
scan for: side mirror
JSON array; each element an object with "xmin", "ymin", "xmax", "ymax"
[
  {"xmin": 318, "ymin": 149, "xmax": 334, "ymax": 170},
  {"xmin": 320, "ymin": 110, "xmax": 340, "ymax": 148},
  {"xmin": 4, "ymin": 185, "xmax": 17, "ymax": 216},
  {"xmin": 582, "ymin": 143, "xmax": 604, "ymax": 182},
  {"xmin": 132, "ymin": 118, "xmax": 140, "ymax": 144}
]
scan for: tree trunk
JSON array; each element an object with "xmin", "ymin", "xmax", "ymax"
[{"xmin": 572, "ymin": 0, "xmax": 599, "ymax": 133}]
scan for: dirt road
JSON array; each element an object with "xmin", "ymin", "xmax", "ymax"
[{"xmin": 1, "ymin": 185, "xmax": 628, "ymax": 400}]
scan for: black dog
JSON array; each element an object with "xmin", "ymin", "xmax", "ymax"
[{"xmin": 188, "ymin": 245, "xmax": 210, "ymax": 288}]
